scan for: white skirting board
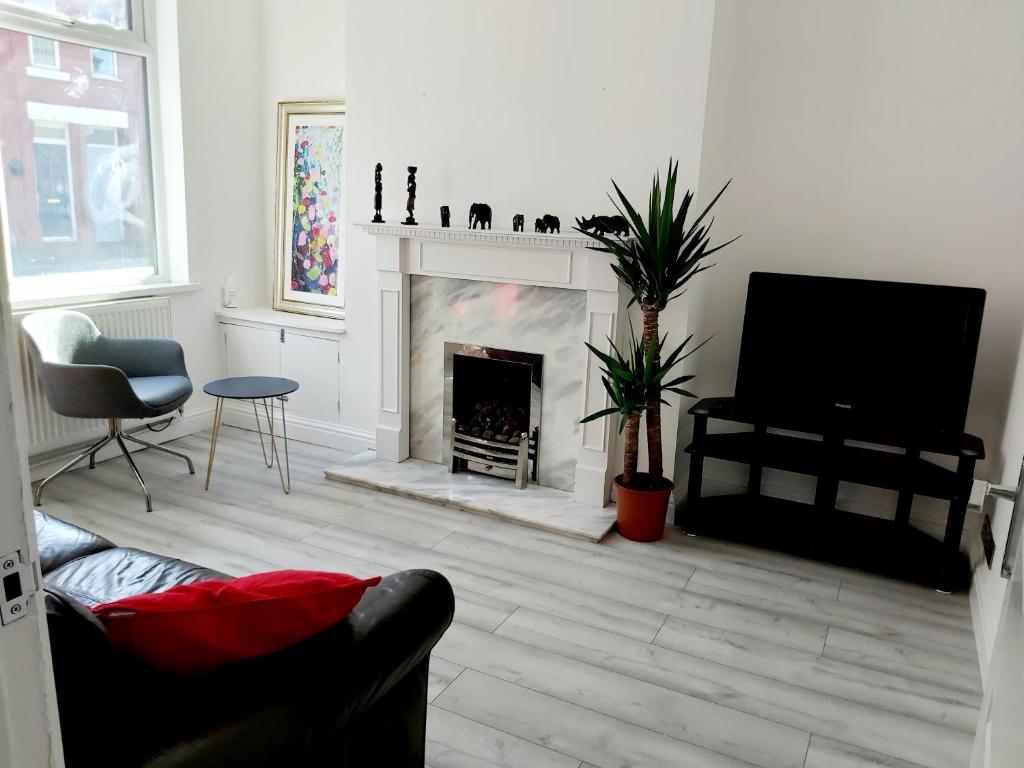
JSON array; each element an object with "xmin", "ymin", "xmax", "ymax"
[{"xmin": 219, "ymin": 400, "xmax": 375, "ymax": 455}]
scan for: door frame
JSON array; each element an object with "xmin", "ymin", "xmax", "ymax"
[{"xmin": 0, "ymin": 181, "xmax": 64, "ymax": 766}]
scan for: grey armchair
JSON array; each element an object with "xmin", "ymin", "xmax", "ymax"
[{"xmin": 22, "ymin": 309, "xmax": 195, "ymax": 512}]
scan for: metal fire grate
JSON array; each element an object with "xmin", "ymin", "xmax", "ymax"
[{"xmin": 448, "ymin": 418, "xmax": 539, "ymax": 490}]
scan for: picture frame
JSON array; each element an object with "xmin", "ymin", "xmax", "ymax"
[{"xmin": 273, "ymin": 100, "xmax": 346, "ymax": 319}]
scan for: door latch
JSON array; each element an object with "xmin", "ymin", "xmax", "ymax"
[
  {"xmin": 1, "ymin": 550, "xmax": 38, "ymax": 626},
  {"xmin": 975, "ymin": 460, "xmax": 1024, "ymax": 580}
]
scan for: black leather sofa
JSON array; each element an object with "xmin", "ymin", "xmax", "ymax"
[{"xmin": 35, "ymin": 510, "xmax": 455, "ymax": 768}]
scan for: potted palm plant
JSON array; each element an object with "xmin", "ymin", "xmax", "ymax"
[
  {"xmin": 582, "ymin": 331, "xmax": 704, "ymax": 540},
  {"xmin": 578, "ymin": 160, "xmax": 737, "ymax": 541}
]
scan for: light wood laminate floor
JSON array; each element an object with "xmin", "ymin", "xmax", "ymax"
[{"xmin": 38, "ymin": 427, "xmax": 982, "ymax": 768}]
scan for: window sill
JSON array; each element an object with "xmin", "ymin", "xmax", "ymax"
[
  {"xmin": 25, "ymin": 65, "xmax": 70, "ymax": 81},
  {"xmin": 11, "ymin": 281, "xmax": 202, "ymax": 312}
]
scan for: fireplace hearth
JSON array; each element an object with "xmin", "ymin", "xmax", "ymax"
[{"xmin": 444, "ymin": 342, "xmax": 542, "ymax": 488}]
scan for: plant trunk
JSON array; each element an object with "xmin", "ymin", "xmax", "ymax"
[
  {"xmin": 641, "ymin": 304, "xmax": 663, "ymax": 479},
  {"xmin": 623, "ymin": 411, "xmax": 641, "ymax": 487}
]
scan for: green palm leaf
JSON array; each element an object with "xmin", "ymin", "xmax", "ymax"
[
  {"xmin": 580, "ymin": 331, "xmax": 704, "ymax": 425},
  {"xmin": 576, "ymin": 160, "xmax": 737, "ymax": 311}
]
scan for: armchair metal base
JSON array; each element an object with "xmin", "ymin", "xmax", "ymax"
[{"xmin": 33, "ymin": 418, "xmax": 194, "ymax": 513}]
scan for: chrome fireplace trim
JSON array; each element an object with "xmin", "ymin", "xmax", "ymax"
[{"xmin": 442, "ymin": 341, "xmax": 543, "ymax": 484}]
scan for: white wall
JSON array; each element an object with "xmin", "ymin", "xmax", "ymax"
[
  {"xmin": 259, "ymin": 0, "xmax": 346, "ymax": 304},
  {"xmin": 166, "ymin": 0, "xmax": 266, "ymax": 417},
  {"xmin": 346, "ymin": 0, "xmax": 718, "ymax": 481},
  {"xmin": 255, "ymin": 0, "xmax": 371, "ymax": 443},
  {"xmin": 682, "ymin": 0, "xmax": 1024, "ymax": 498}
]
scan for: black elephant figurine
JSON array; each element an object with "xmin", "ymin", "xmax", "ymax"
[
  {"xmin": 440, "ymin": 205, "xmax": 451, "ymax": 228},
  {"xmin": 469, "ymin": 203, "xmax": 492, "ymax": 230},
  {"xmin": 575, "ymin": 214, "xmax": 629, "ymax": 237},
  {"xmin": 535, "ymin": 214, "xmax": 560, "ymax": 234},
  {"xmin": 512, "ymin": 214, "xmax": 524, "ymax": 232}
]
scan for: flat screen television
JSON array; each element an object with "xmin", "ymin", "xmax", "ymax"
[{"xmin": 735, "ymin": 272, "xmax": 986, "ymax": 445}]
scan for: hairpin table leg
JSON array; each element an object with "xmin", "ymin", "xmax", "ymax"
[
  {"xmin": 252, "ymin": 398, "xmax": 274, "ymax": 468},
  {"xmin": 204, "ymin": 397, "xmax": 224, "ymax": 491},
  {"xmin": 261, "ymin": 396, "xmax": 291, "ymax": 494}
]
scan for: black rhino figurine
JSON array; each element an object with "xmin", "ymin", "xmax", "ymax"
[{"xmin": 575, "ymin": 214, "xmax": 629, "ymax": 238}]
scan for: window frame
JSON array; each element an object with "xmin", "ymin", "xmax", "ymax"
[
  {"xmin": 0, "ymin": 0, "xmax": 179, "ymax": 304},
  {"xmin": 27, "ymin": 33, "xmax": 59, "ymax": 68}
]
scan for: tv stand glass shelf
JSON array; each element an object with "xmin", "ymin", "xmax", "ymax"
[{"xmin": 677, "ymin": 397, "xmax": 984, "ymax": 593}]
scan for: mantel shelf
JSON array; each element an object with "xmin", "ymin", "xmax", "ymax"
[{"xmin": 357, "ymin": 221, "xmax": 603, "ymax": 251}]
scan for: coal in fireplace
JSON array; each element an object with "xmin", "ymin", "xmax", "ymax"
[{"xmin": 443, "ymin": 342, "xmax": 542, "ymax": 489}]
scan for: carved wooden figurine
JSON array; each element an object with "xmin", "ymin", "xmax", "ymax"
[
  {"xmin": 440, "ymin": 205, "xmax": 451, "ymax": 228},
  {"xmin": 469, "ymin": 203, "xmax": 492, "ymax": 230},
  {"xmin": 403, "ymin": 166, "xmax": 418, "ymax": 225},
  {"xmin": 372, "ymin": 163, "xmax": 384, "ymax": 223},
  {"xmin": 512, "ymin": 214, "xmax": 524, "ymax": 232}
]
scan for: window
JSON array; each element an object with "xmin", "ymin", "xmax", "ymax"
[
  {"xmin": 90, "ymin": 48, "xmax": 117, "ymax": 78},
  {"xmin": 28, "ymin": 34, "xmax": 57, "ymax": 67},
  {"xmin": 0, "ymin": 0, "xmax": 165, "ymax": 302}
]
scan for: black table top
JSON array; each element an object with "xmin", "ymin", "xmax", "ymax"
[{"xmin": 203, "ymin": 376, "xmax": 299, "ymax": 400}]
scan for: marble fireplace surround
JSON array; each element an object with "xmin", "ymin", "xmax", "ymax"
[
  {"xmin": 412, "ymin": 277, "xmax": 584, "ymax": 492},
  {"xmin": 326, "ymin": 224, "xmax": 626, "ymax": 539}
]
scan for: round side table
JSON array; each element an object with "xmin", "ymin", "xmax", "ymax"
[{"xmin": 203, "ymin": 376, "xmax": 299, "ymax": 494}]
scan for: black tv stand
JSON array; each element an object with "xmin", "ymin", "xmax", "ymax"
[{"xmin": 677, "ymin": 397, "xmax": 984, "ymax": 593}]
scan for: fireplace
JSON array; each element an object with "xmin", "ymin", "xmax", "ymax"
[{"xmin": 443, "ymin": 342, "xmax": 542, "ymax": 488}]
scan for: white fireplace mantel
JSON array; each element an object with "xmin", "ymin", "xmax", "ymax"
[
  {"xmin": 362, "ymin": 222, "xmax": 625, "ymax": 507},
  {"xmin": 360, "ymin": 222, "xmax": 620, "ymax": 293}
]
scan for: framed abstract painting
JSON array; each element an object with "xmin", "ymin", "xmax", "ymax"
[{"xmin": 273, "ymin": 101, "xmax": 346, "ymax": 319}]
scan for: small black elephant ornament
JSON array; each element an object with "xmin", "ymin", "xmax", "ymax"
[
  {"xmin": 440, "ymin": 205, "xmax": 451, "ymax": 228},
  {"xmin": 534, "ymin": 214, "xmax": 560, "ymax": 234},
  {"xmin": 469, "ymin": 203, "xmax": 492, "ymax": 230},
  {"xmin": 512, "ymin": 214, "xmax": 524, "ymax": 232},
  {"xmin": 575, "ymin": 214, "xmax": 629, "ymax": 237}
]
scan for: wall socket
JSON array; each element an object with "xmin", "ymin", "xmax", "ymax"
[{"xmin": 981, "ymin": 513, "xmax": 996, "ymax": 568}]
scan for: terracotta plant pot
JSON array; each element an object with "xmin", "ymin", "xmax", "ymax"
[{"xmin": 614, "ymin": 473, "xmax": 673, "ymax": 542}]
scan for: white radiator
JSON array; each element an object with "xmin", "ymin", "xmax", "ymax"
[{"xmin": 14, "ymin": 297, "xmax": 173, "ymax": 458}]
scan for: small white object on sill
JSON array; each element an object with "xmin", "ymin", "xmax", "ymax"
[{"xmin": 223, "ymin": 276, "xmax": 238, "ymax": 308}]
